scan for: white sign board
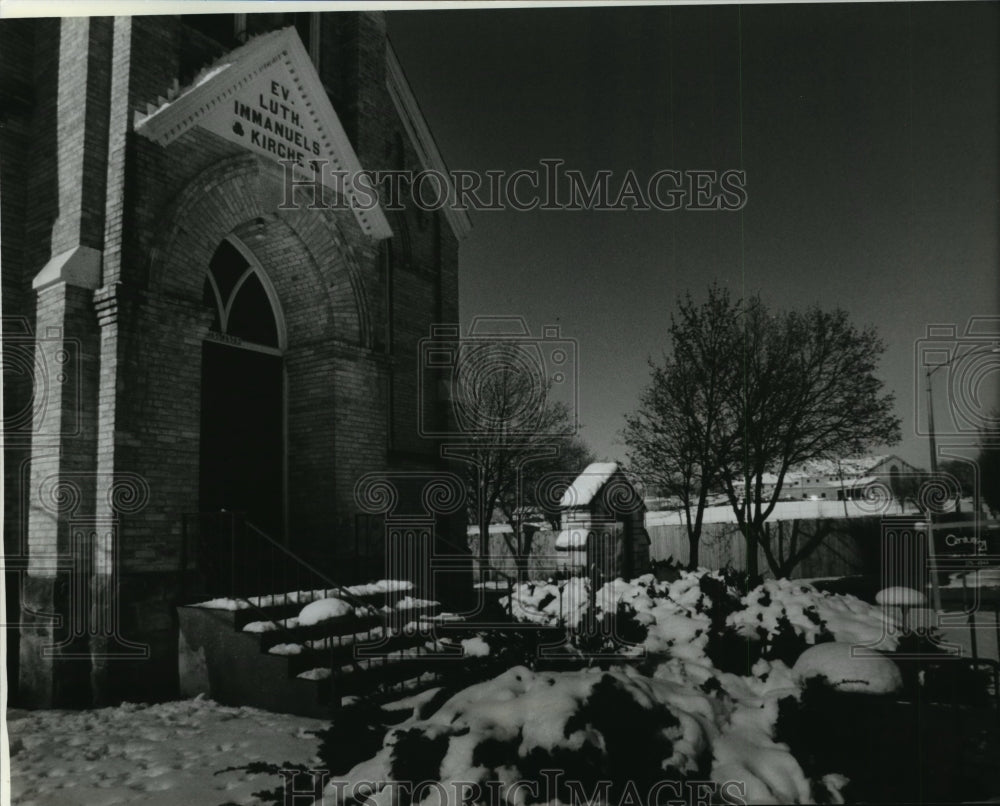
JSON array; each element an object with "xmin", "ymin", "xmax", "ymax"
[{"xmin": 201, "ymin": 68, "xmax": 325, "ymax": 172}]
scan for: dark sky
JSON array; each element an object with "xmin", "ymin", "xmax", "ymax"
[{"xmin": 387, "ymin": 3, "xmax": 1000, "ymax": 468}]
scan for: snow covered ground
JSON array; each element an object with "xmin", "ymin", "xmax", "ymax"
[
  {"xmin": 9, "ymin": 571, "xmax": 998, "ymax": 806},
  {"xmin": 6, "ymin": 696, "xmax": 324, "ymax": 806}
]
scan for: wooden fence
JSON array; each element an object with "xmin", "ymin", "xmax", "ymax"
[
  {"xmin": 646, "ymin": 519, "xmax": 876, "ymax": 578},
  {"xmin": 469, "ymin": 516, "xmax": 883, "ymax": 580}
]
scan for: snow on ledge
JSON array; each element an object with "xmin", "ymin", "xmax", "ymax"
[
  {"xmin": 298, "ymin": 667, "xmax": 331, "ymax": 681},
  {"xmin": 268, "ymin": 643, "xmax": 304, "ymax": 656},
  {"xmin": 188, "ymin": 579, "xmax": 416, "ymax": 611}
]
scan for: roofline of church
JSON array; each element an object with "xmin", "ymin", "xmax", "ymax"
[
  {"xmin": 134, "ymin": 26, "xmax": 395, "ymax": 241},
  {"xmin": 386, "ymin": 41, "xmax": 473, "ymax": 241}
]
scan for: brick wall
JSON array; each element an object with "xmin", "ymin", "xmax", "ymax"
[
  {"xmin": 4, "ymin": 10, "xmax": 462, "ymax": 704},
  {"xmin": 1, "ymin": 19, "xmax": 38, "ymax": 596}
]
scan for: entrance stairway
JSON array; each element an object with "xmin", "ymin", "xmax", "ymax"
[
  {"xmin": 178, "ymin": 583, "xmax": 516, "ymax": 717},
  {"xmin": 176, "ymin": 512, "xmax": 519, "ymax": 717}
]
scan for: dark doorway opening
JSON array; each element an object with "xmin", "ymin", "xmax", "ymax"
[
  {"xmin": 199, "ymin": 341, "xmax": 283, "ymax": 536},
  {"xmin": 198, "ymin": 238, "xmax": 285, "ymax": 543}
]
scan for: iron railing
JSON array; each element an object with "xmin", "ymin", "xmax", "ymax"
[
  {"xmin": 179, "ymin": 510, "xmax": 370, "ymax": 608},
  {"xmin": 177, "ymin": 510, "xmax": 487, "ymax": 706}
]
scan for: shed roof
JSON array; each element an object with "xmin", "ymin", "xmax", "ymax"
[{"xmin": 560, "ymin": 462, "xmax": 620, "ymax": 508}]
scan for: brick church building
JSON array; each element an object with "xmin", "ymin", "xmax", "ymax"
[{"xmin": 1, "ymin": 13, "xmax": 469, "ymax": 707}]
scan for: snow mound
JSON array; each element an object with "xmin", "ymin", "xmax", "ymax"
[
  {"xmin": 345, "ymin": 579, "xmax": 415, "ymax": 596},
  {"xmin": 297, "ymin": 597, "xmax": 353, "ymax": 626},
  {"xmin": 243, "ymin": 619, "xmax": 285, "ymax": 633},
  {"xmin": 793, "ymin": 642, "xmax": 902, "ymax": 694},
  {"xmin": 268, "ymin": 642, "xmax": 303, "ymax": 656},
  {"xmin": 460, "ymin": 636, "xmax": 491, "ymax": 657}
]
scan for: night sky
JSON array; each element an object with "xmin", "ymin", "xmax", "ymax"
[{"xmin": 387, "ymin": 3, "xmax": 1000, "ymax": 468}]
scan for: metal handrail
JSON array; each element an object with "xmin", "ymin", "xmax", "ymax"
[
  {"xmin": 179, "ymin": 509, "xmax": 448, "ymax": 706},
  {"xmin": 241, "ymin": 519, "xmax": 372, "ymax": 611}
]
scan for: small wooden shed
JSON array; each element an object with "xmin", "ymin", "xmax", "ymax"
[{"xmin": 555, "ymin": 462, "xmax": 651, "ymax": 580}]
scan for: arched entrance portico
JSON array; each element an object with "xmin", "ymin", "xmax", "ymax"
[{"xmin": 199, "ymin": 235, "xmax": 287, "ymax": 538}]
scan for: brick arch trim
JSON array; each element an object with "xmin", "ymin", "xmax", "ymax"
[
  {"xmin": 149, "ymin": 154, "xmax": 371, "ymax": 347},
  {"xmin": 277, "ymin": 201, "xmax": 373, "ymax": 349}
]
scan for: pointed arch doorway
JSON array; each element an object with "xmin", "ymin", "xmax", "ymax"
[{"xmin": 199, "ymin": 235, "xmax": 286, "ymax": 538}]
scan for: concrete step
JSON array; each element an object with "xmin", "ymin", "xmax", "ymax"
[
  {"xmin": 248, "ymin": 603, "xmax": 444, "ymax": 650},
  {"xmin": 281, "ymin": 629, "xmax": 437, "ymax": 675},
  {"xmin": 178, "ymin": 605, "xmax": 333, "ymax": 719},
  {"xmin": 231, "ymin": 585, "xmax": 417, "ymax": 630},
  {"xmin": 178, "ymin": 582, "xmax": 504, "ymax": 716},
  {"xmin": 266, "ymin": 614, "xmax": 485, "ymax": 667},
  {"xmin": 252, "ymin": 612, "xmax": 385, "ymax": 649},
  {"xmin": 301, "ymin": 645, "xmax": 490, "ymax": 700}
]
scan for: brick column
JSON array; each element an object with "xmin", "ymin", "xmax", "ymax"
[
  {"xmin": 88, "ymin": 285, "xmax": 213, "ymax": 704},
  {"xmin": 17, "ymin": 16, "xmax": 112, "ymax": 708},
  {"xmin": 86, "ymin": 284, "xmax": 150, "ymax": 705},
  {"xmin": 19, "ymin": 281, "xmax": 101, "ymax": 708}
]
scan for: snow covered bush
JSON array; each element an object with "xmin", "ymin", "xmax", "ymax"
[
  {"xmin": 328, "ymin": 655, "xmax": 864, "ymax": 806},
  {"xmin": 329, "ymin": 666, "xmax": 717, "ymax": 806},
  {"xmin": 725, "ymin": 578, "xmax": 897, "ymax": 666},
  {"xmin": 500, "ymin": 570, "xmax": 896, "ymax": 674},
  {"xmin": 319, "ymin": 572, "xmax": 933, "ymax": 804}
]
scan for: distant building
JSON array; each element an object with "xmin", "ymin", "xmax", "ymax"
[{"xmin": 756, "ymin": 455, "xmax": 924, "ymax": 502}]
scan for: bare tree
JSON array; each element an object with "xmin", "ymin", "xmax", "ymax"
[
  {"xmin": 448, "ymin": 345, "xmax": 590, "ymax": 579},
  {"xmin": 622, "ymin": 287, "xmax": 741, "ymax": 568},
  {"xmin": 889, "ymin": 468, "xmax": 926, "ymax": 514},
  {"xmin": 501, "ymin": 434, "xmax": 595, "ymax": 580},
  {"xmin": 717, "ymin": 301, "xmax": 902, "ymax": 580},
  {"xmin": 623, "ymin": 286, "xmax": 901, "ymax": 580},
  {"xmin": 764, "ymin": 519, "xmax": 840, "ymax": 579}
]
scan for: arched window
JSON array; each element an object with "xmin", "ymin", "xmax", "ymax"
[{"xmin": 202, "ymin": 238, "xmax": 284, "ymax": 352}]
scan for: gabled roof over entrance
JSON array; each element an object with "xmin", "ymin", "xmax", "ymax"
[{"xmin": 135, "ymin": 27, "xmax": 393, "ymax": 241}]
